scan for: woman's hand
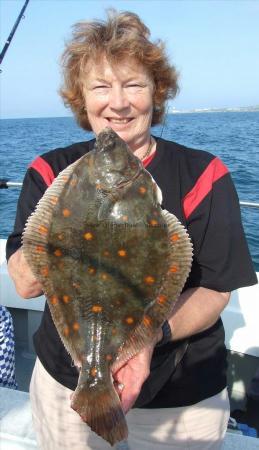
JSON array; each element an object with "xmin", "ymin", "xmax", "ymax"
[
  {"xmin": 112, "ymin": 330, "xmax": 162, "ymax": 414},
  {"xmin": 112, "ymin": 344, "xmax": 153, "ymax": 413},
  {"xmin": 7, "ymin": 248, "xmax": 43, "ymax": 298}
]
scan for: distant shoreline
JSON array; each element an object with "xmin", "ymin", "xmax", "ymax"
[
  {"xmin": 1, "ymin": 107, "xmax": 259, "ymax": 120},
  {"xmin": 170, "ymin": 106, "xmax": 259, "ymax": 114}
]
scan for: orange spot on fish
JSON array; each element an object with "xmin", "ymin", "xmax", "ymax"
[
  {"xmin": 72, "ymin": 282, "xmax": 80, "ymax": 289},
  {"xmin": 100, "ymin": 273, "xmax": 108, "ymax": 280},
  {"xmin": 118, "ymin": 249, "xmax": 127, "ymax": 257},
  {"xmin": 73, "ymin": 322, "xmax": 80, "ymax": 331},
  {"xmin": 139, "ymin": 186, "xmax": 147, "ymax": 194},
  {"xmin": 40, "ymin": 266, "xmax": 49, "ymax": 277},
  {"xmin": 62, "ymin": 175, "xmax": 69, "ymax": 182},
  {"xmin": 122, "ymin": 215, "xmax": 128, "ymax": 222},
  {"xmin": 57, "ymin": 233, "xmax": 64, "ymax": 240},
  {"xmin": 90, "ymin": 367, "xmax": 97, "ymax": 377},
  {"xmin": 105, "ymin": 354, "xmax": 113, "ymax": 361},
  {"xmin": 143, "ymin": 315, "xmax": 152, "ymax": 327},
  {"xmin": 144, "ymin": 275, "xmax": 155, "ymax": 285},
  {"xmin": 54, "ymin": 249, "xmax": 62, "ymax": 257},
  {"xmin": 157, "ymin": 294, "xmax": 168, "ymax": 305},
  {"xmin": 88, "ymin": 266, "xmax": 96, "ymax": 275},
  {"xmin": 50, "ymin": 196, "xmax": 58, "ymax": 205},
  {"xmin": 149, "ymin": 219, "xmax": 158, "ymax": 226},
  {"xmin": 125, "ymin": 316, "xmax": 134, "ymax": 325},
  {"xmin": 62, "ymin": 208, "xmax": 71, "ymax": 217},
  {"xmin": 103, "ymin": 250, "xmax": 110, "ymax": 256},
  {"xmin": 70, "ymin": 178, "xmax": 77, "ymax": 187},
  {"xmin": 63, "ymin": 295, "xmax": 71, "ymax": 304},
  {"xmin": 170, "ymin": 233, "xmax": 180, "ymax": 242},
  {"xmin": 169, "ymin": 265, "xmax": 178, "ymax": 273},
  {"xmin": 96, "ymin": 183, "xmax": 103, "ymax": 190},
  {"xmin": 38, "ymin": 225, "xmax": 48, "ymax": 235},
  {"xmin": 50, "ymin": 295, "xmax": 59, "ymax": 305},
  {"xmin": 63, "ymin": 326, "xmax": 70, "ymax": 337},
  {"xmin": 84, "ymin": 232, "xmax": 94, "ymax": 241},
  {"xmin": 92, "ymin": 305, "xmax": 103, "ymax": 313},
  {"xmin": 36, "ymin": 245, "xmax": 45, "ymax": 253}
]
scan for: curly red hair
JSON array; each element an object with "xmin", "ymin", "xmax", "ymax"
[{"xmin": 60, "ymin": 10, "xmax": 179, "ymax": 130}]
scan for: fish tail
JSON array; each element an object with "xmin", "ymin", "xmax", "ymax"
[{"xmin": 71, "ymin": 376, "xmax": 128, "ymax": 446}]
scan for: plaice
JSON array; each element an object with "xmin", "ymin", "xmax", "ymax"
[{"xmin": 22, "ymin": 127, "xmax": 193, "ymax": 445}]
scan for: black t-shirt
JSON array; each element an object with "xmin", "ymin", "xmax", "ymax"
[{"xmin": 6, "ymin": 137, "xmax": 257, "ymax": 407}]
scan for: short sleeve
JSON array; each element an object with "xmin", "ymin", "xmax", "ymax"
[
  {"xmin": 185, "ymin": 171, "xmax": 257, "ymax": 292},
  {"xmin": 6, "ymin": 168, "xmax": 48, "ymax": 261}
]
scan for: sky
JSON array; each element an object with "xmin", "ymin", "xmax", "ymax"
[{"xmin": 0, "ymin": 0, "xmax": 259, "ymax": 119}]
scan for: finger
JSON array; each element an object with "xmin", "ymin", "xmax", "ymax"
[
  {"xmin": 121, "ymin": 387, "xmax": 140, "ymax": 414},
  {"xmin": 117, "ymin": 383, "xmax": 125, "ymax": 392},
  {"xmin": 113, "ymin": 380, "xmax": 125, "ymax": 397}
]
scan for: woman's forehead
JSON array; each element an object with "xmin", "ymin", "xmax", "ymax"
[{"xmin": 83, "ymin": 56, "xmax": 152, "ymax": 82}]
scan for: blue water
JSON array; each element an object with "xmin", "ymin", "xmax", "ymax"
[{"xmin": 0, "ymin": 112, "xmax": 258, "ymax": 270}]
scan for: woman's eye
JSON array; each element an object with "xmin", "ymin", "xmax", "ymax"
[
  {"xmin": 126, "ymin": 84, "xmax": 145, "ymax": 92},
  {"xmin": 94, "ymin": 85, "xmax": 109, "ymax": 89}
]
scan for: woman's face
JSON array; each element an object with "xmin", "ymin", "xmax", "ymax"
[{"xmin": 82, "ymin": 57, "xmax": 154, "ymax": 150}]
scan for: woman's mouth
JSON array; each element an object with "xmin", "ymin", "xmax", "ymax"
[{"xmin": 106, "ymin": 118, "xmax": 133, "ymax": 124}]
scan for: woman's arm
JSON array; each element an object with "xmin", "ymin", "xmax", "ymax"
[
  {"xmin": 167, "ymin": 286, "xmax": 230, "ymax": 340},
  {"xmin": 7, "ymin": 247, "xmax": 43, "ymax": 299}
]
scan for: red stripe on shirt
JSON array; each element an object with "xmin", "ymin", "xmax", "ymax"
[
  {"xmin": 183, "ymin": 157, "xmax": 229, "ymax": 220},
  {"xmin": 143, "ymin": 150, "xmax": 156, "ymax": 168},
  {"xmin": 29, "ymin": 156, "xmax": 55, "ymax": 187}
]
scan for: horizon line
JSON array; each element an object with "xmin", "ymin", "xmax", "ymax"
[{"xmin": 1, "ymin": 105, "xmax": 259, "ymax": 121}]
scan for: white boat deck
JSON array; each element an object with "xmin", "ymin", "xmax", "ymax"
[
  {"xmin": 0, "ymin": 387, "xmax": 37, "ymax": 449},
  {"xmin": 1, "ymin": 387, "xmax": 259, "ymax": 449}
]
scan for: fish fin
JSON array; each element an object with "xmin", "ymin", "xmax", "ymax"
[
  {"xmin": 71, "ymin": 375, "xmax": 128, "ymax": 446},
  {"xmin": 113, "ymin": 210, "xmax": 193, "ymax": 371},
  {"xmin": 150, "ymin": 175, "xmax": 163, "ymax": 204},
  {"xmin": 22, "ymin": 156, "xmax": 83, "ymax": 280},
  {"xmin": 152, "ymin": 208, "xmax": 193, "ymax": 318},
  {"xmin": 22, "ymin": 156, "xmax": 87, "ymax": 363}
]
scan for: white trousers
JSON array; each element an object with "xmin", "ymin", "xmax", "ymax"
[{"xmin": 30, "ymin": 357, "xmax": 230, "ymax": 450}]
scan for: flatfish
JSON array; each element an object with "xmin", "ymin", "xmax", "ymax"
[{"xmin": 22, "ymin": 128, "xmax": 193, "ymax": 445}]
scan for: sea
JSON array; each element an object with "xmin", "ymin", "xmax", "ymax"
[{"xmin": 0, "ymin": 112, "xmax": 258, "ymax": 271}]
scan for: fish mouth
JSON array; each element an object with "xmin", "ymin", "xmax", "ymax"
[
  {"xmin": 96, "ymin": 167, "xmax": 142, "ymax": 193},
  {"xmin": 115, "ymin": 167, "xmax": 142, "ymax": 189}
]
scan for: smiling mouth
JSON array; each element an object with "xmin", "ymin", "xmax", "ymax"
[{"xmin": 106, "ymin": 118, "xmax": 133, "ymax": 124}]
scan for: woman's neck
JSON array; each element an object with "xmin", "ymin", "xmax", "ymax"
[{"xmin": 131, "ymin": 135, "xmax": 156, "ymax": 161}]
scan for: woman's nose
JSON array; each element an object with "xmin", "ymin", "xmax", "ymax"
[{"xmin": 109, "ymin": 86, "xmax": 130, "ymax": 110}]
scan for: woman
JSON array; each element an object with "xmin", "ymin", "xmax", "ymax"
[{"xmin": 7, "ymin": 10, "xmax": 257, "ymax": 450}]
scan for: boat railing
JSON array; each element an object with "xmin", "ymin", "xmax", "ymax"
[{"xmin": 1, "ymin": 179, "xmax": 259, "ymax": 208}]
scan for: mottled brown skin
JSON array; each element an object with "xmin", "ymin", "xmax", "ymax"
[
  {"xmin": 43, "ymin": 130, "xmax": 170, "ymax": 365},
  {"xmin": 22, "ymin": 128, "xmax": 192, "ymax": 445}
]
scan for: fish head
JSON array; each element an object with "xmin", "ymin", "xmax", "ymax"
[{"xmin": 92, "ymin": 128, "xmax": 142, "ymax": 190}]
